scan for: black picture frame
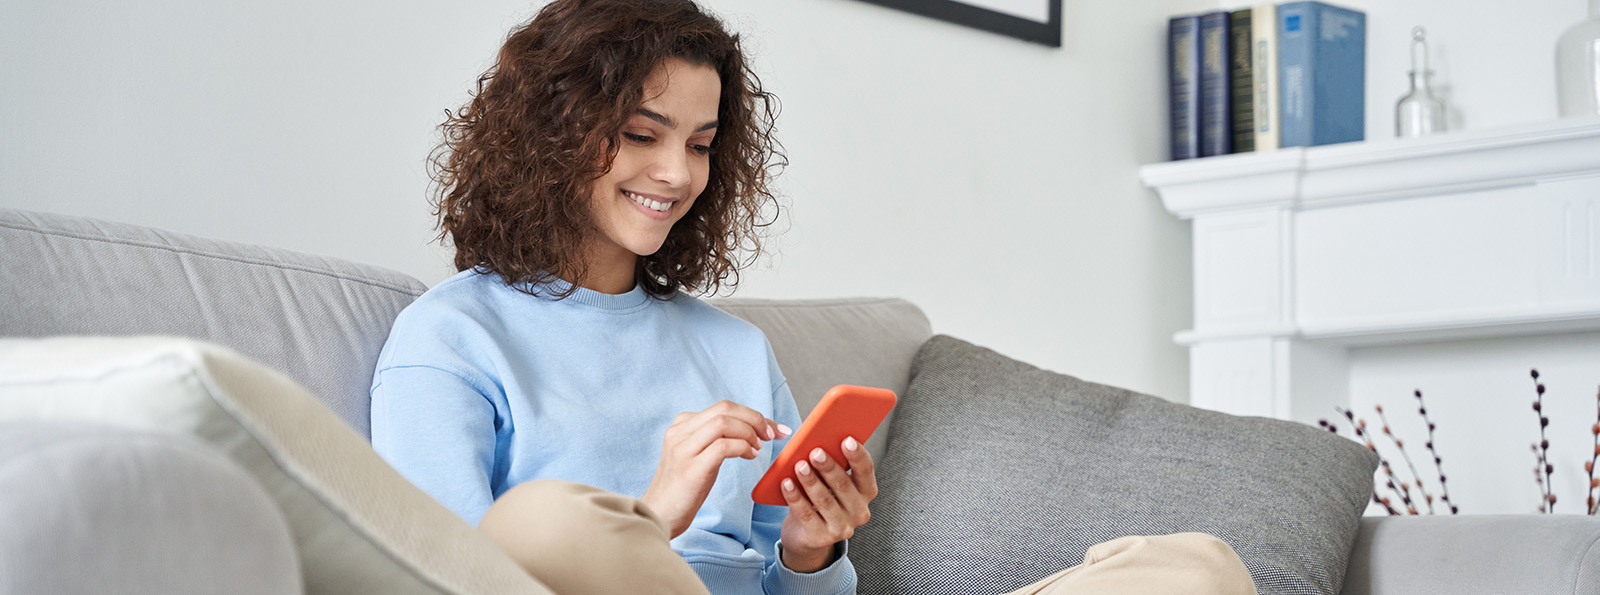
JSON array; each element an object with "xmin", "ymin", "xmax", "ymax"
[{"xmin": 855, "ymin": 0, "xmax": 1062, "ymax": 48}]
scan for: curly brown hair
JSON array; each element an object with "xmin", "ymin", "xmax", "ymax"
[{"xmin": 429, "ymin": 0, "xmax": 783, "ymax": 299}]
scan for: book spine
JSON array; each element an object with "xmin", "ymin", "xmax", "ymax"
[
  {"xmin": 1198, "ymin": 11, "xmax": 1232, "ymax": 157},
  {"xmin": 1279, "ymin": 1, "xmax": 1365, "ymax": 147},
  {"xmin": 1278, "ymin": 2, "xmax": 1313, "ymax": 148},
  {"xmin": 1251, "ymin": 3, "xmax": 1280, "ymax": 152},
  {"xmin": 1310, "ymin": 3, "xmax": 1365, "ymax": 145},
  {"xmin": 1229, "ymin": 9, "xmax": 1255, "ymax": 153},
  {"xmin": 1169, "ymin": 15, "xmax": 1201, "ymax": 161}
]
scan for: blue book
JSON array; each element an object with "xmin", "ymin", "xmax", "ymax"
[
  {"xmin": 1198, "ymin": 11, "xmax": 1232, "ymax": 157},
  {"xmin": 1168, "ymin": 15, "xmax": 1201, "ymax": 160},
  {"xmin": 1277, "ymin": 1, "xmax": 1365, "ymax": 147}
]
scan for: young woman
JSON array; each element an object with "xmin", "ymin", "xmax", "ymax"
[
  {"xmin": 373, "ymin": 1, "xmax": 1256, "ymax": 594},
  {"xmin": 372, "ymin": 1, "xmax": 866, "ymax": 593}
]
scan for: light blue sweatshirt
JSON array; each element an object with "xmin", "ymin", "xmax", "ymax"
[{"xmin": 370, "ymin": 269, "xmax": 855, "ymax": 595}]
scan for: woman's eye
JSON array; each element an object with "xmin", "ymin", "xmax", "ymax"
[
  {"xmin": 690, "ymin": 144, "xmax": 713, "ymax": 156},
  {"xmin": 623, "ymin": 132, "xmax": 653, "ymax": 144}
]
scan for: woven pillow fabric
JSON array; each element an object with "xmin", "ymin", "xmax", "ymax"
[{"xmin": 852, "ymin": 335, "xmax": 1378, "ymax": 595}]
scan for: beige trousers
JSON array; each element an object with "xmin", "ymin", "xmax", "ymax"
[{"xmin": 478, "ymin": 480, "xmax": 1257, "ymax": 595}]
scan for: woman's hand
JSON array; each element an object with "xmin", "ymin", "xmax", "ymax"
[
  {"xmin": 778, "ymin": 436, "xmax": 877, "ymax": 573},
  {"xmin": 642, "ymin": 400, "xmax": 788, "ymax": 539}
]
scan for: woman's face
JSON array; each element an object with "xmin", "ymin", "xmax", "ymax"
[{"xmin": 586, "ymin": 58, "xmax": 721, "ymax": 278}]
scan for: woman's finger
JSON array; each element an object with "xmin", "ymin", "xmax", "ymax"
[
  {"xmin": 794, "ymin": 459, "xmax": 843, "ymax": 523},
  {"xmin": 808, "ymin": 447, "xmax": 870, "ymax": 527},
  {"xmin": 704, "ymin": 437, "xmax": 760, "ymax": 461},
  {"xmin": 668, "ymin": 407, "xmax": 761, "ymax": 453},
  {"xmin": 807, "ymin": 447, "xmax": 863, "ymax": 511},
  {"xmin": 841, "ymin": 437, "xmax": 877, "ymax": 500},
  {"xmin": 706, "ymin": 400, "xmax": 785, "ymax": 441},
  {"xmin": 682, "ymin": 414, "xmax": 763, "ymax": 455},
  {"xmin": 780, "ymin": 476, "xmax": 817, "ymax": 522}
]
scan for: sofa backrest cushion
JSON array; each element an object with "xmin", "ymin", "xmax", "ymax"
[
  {"xmin": 853, "ymin": 335, "xmax": 1380, "ymax": 595},
  {"xmin": 712, "ymin": 297, "xmax": 933, "ymax": 465},
  {"xmin": 0, "ymin": 209, "xmax": 427, "ymax": 438}
]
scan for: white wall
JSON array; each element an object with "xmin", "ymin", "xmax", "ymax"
[
  {"xmin": 1, "ymin": 0, "xmax": 1586, "ymax": 408},
  {"xmin": 0, "ymin": 0, "xmax": 525, "ymax": 277},
  {"xmin": 0, "ymin": 0, "xmax": 1208, "ymax": 403}
]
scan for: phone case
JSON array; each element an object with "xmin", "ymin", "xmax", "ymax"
[{"xmin": 751, "ymin": 384, "xmax": 897, "ymax": 506}]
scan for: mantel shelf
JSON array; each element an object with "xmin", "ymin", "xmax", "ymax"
[
  {"xmin": 1140, "ymin": 116, "xmax": 1600, "ymax": 219},
  {"xmin": 1174, "ymin": 303, "xmax": 1600, "ymax": 348}
]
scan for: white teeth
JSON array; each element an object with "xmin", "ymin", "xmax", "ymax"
[{"xmin": 624, "ymin": 190, "xmax": 669, "ymax": 212}]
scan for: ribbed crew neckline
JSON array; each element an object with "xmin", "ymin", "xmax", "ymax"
[
  {"xmin": 525, "ymin": 274, "xmax": 653, "ymax": 312},
  {"xmin": 563, "ymin": 281, "xmax": 651, "ymax": 311}
]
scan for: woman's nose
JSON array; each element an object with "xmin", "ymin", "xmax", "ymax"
[{"xmin": 648, "ymin": 147, "xmax": 691, "ymax": 188}]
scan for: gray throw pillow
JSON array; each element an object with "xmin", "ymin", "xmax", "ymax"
[{"xmin": 852, "ymin": 335, "xmax": 1378, "ymax": 595}]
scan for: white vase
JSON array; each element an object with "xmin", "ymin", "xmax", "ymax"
[{"xmin": 1556, "ymin": 0, "xmax": 1600, "ymax": 116}]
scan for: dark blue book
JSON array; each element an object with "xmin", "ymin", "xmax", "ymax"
[
  {"xmin": 1277, "ymin": 1, "xmax": 1365, "ymax": 147},
  {"xmin": 1198, "ymin": 11, "xmax": 1232, "ymax": 157},
  {"xmin": 1168, "ymin": 15, "xmax": 1201, "ymax": 161}
]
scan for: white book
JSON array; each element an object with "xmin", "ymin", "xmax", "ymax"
[{"xmin": 1251, "ymin": 3, "xmax": 1280, "ymax": 152}]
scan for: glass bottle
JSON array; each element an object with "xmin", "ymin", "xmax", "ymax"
[
  {"xmin": 1556, "ymin": 0, "xmax": 1600, "ymax": 117},
  {"xmin": 1396, "ymin": 27, "xmax": 1447, "ymax": 138}
]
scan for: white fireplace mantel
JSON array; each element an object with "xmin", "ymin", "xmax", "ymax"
[{"xmin": 1139, "ymin": 117, "xmax": 1600, "ymax": 424}]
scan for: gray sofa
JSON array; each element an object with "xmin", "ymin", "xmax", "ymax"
[{"xmin": 1, "ymin": 207, "xmax": 1596, "ymax": 595}]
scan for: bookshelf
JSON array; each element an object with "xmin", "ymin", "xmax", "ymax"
[{"xmin": 1139, "ymin": 117, "xmax": 1600, "ymax": 423}]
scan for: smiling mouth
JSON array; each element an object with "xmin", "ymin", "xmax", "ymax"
[{"xmin": 623, "ymin": 190, "xmax": 672, "ymax": 213}]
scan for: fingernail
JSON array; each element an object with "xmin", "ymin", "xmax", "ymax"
[
  {"xmin": 778, "ymin": 424, "xmax": 793, "ymax": 438},
  {"xmin": 811, "ymin": 448, "xmax": 826, "ymax": 463},
  {"xmin": 783, "ymin": 479, "xmax": 795, "ymax": 491},
  {"xmin": 844, "ymin": 437, "xmax": 859, "ymax": 452},
  {"xmin": 765, "ymin": 426, "xmax": 775, "ymax": 440},
  {"xmin": 797, "ymin": 461, "xmax": 811, "ymax": 476}
]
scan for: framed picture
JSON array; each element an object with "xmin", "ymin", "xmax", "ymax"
[{"xmin": 855, "ymin": 0, "xmax": 1062, "ymax": 47}]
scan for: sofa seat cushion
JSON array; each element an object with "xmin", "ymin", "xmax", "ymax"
[
  {"xmin": 1342, "ymin": 515, "xmax": 1600, "ymax": 595},
  {"xmin": 853, "ymin": 335, "xmax": 1379, "ymax": 595},
  {"xmin": 0, "ymin": 337, "xmax": 550, "ymax": 595}
]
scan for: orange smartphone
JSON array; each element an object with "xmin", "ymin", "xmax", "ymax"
[{"xmin": 751, "ymin": 384, "xmax": 897, "ymax": 506}]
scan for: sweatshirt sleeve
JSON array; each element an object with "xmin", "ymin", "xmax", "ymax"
[
  {"xmin": 371, "ymin": 363, "xmax": 501, "ymax": 526},
  {"xmin": 754, "ymin": 378, "xmax": 858, "ymax": 595}
]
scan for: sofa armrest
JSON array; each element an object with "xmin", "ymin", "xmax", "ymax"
[
  {"xmin": 1, "ymin": 336, "xmax": 556, "ymax": 594},
  {"xmin": 1341, "ymin": 515, "xmax": 1600, "ymax": 595},
  {"xmin": 0, "ymin": 421, "xmax": 301, "ymax": 595}
]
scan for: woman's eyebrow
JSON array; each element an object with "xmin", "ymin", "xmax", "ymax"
[{"xmin": 636, "ymin": 108, "xmax": 718, "ymax": 132}]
